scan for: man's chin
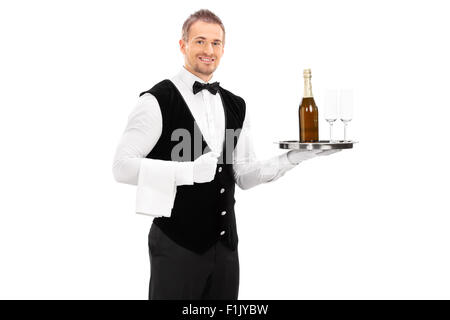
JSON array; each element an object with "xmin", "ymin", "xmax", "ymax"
[{"xmin": 195, "ymin": 65, "xmax": 217, "ymax": 76}]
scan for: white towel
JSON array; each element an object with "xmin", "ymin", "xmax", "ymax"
[{"xmin": 135, "ymin": 158, "xmax": 177, "ymax": 217}]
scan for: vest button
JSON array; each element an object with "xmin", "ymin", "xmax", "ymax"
[
  {"xmin": 221, "ymin": 211, "xmax": 226, "ymax": 216},
  {"xmin": 220, "ymin": 230, "xmax": 226, "ymax": 236},
  {"xmin": 218, "ymin": 167, "xmax": 222, "ymax": 173},
  {"xmin": 220, "ymin": 188, "xmax": 225, "ymax": 194}
]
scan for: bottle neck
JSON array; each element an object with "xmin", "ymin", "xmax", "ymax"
[{"xmin": 303, "ymin": 77, "xmax": 313, "ymax": 98}]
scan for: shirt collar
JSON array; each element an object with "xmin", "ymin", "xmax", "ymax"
[{"xmin": 177, "ymin": 66, "xmax": 217, "ymax": 91}]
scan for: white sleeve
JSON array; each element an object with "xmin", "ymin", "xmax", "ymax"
[
  {"xmin": 233, "ymin": 107, "xmax": 297, "ymax": 190},
  {"xmin": 112, "ymin": 93, "xmax": 194, "ymax": 217}
]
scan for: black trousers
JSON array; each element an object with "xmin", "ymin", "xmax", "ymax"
[{"xmin": 148, "ymin": 223, "xmax": 239, "ymax": 300}]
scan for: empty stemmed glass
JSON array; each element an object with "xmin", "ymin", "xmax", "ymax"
[
  {"xmin": 339, "ymin": 89, "xmax": 353, "ymax": 142},
  {"xmin": 324, "ymin": 89, "xmax": 338, "ymax": 142}
]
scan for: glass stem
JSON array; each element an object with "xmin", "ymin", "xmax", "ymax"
[
  {"xmin": 329, "ymin": 122, "xmax": 333, "ymax": 142},
  {"xmin": 344, "ymin": 123, "xmax": 347, "ymax": 142}
]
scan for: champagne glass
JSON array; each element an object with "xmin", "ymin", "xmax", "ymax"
[
  {"xmin": 324, "ymin": 89, "xmax": 338, "ymax": 142},
  {"xmin": 339, "ymin": 89, "xmax": 353, "ymax": 142}
]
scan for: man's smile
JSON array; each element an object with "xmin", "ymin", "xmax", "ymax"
[{"xmin": 199, "ymin": 56, "xmax": 215, "ymax": 64}]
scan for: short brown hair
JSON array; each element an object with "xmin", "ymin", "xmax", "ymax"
[{"xmin": 181, "ymin": 9, "xmax": 226, "ymax": 45}]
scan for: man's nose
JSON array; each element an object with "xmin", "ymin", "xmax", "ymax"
[{"xmin": 203, "ymin": 43, "xmax": 214, "ymax": 55}]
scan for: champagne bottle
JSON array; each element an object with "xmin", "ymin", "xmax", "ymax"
[{"xmin": 299, "ymin": 69, "xmax": 319, "ymax": 142}]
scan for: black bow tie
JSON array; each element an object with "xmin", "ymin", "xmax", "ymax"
[{"xmin": 193, "ymin": 81, "xmax": 220, "ymax": 95}]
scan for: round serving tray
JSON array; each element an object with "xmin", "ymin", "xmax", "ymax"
[{"xmin": 278, "ymin": 140, "xmax": 357, "ymax": 150}]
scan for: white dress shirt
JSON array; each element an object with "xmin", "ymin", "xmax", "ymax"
[{"xmin": 112, "ymin": 66, "xmax": 297, "ymax": 217}]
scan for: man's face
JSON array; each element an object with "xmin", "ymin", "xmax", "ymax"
[{"xmin": 180, "ymin": 20, "xmax": 224, "ymax": 81}]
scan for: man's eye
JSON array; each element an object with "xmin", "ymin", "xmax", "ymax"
[
  {"xmin": 197, "ymin": 40, "xmax": 204, "ymax": 44},
  {"xmin": 213, "ymin": 42, "xmax": 220, "ymax": 46}
]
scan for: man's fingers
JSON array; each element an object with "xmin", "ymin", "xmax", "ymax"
[
  {"xmin": 203, "ymin": 151, "xmax": 220, "ymax": 158},
  {"xmin": 317, "ymin": 149, "xmax": 342, "ymax": 156},
  {"xmin": 293, "ymin": 149, "xmax": 322, "ymax": 154}
]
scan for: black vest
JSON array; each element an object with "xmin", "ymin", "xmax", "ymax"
[{"xmin": 139, "ymin": 79, "xmax": 246, "ymax": 254}]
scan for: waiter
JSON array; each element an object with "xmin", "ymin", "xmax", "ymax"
[{"xmin": 112, "ymin": 9, "xmax": 340, "ymax": 300}]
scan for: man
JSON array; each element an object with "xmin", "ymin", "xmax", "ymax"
[{"xmin": 112, "ymin": 9, "xmax": 340, "ymax": 300}]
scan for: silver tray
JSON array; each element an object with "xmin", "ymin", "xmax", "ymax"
[{"xmin": 278, "ymin": 140, "xmax": 357, "ymax": 150}]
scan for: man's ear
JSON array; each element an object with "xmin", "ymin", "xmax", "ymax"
[{"xmin": 179, "ymin": 39, "xmax": 186, "ymax": 54}]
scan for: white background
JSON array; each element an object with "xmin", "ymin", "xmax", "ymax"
[{"xmin": 1, "ymin": 0, "xmax": 449, "ymax": 299}]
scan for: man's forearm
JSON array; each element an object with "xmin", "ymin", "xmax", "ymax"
[{"xmin": 233, "ymin": 152, "xmax": 297, "ymax": 190}]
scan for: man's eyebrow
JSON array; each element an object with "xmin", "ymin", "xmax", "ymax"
[{"xmin": 193, "ymin": 36, "xmax": 222, "ymax": 42}]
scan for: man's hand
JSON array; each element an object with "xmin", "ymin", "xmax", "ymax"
[
  {"xmin": 287, "ymin": 149, "xmax": 341, "ymax": 165},
  {"xmin": 317, "ymin": 149, "xmax": 342, "ymax": 157},
  {"xmin": 193, "ymin": 151, "xmax": 220, "ymax": 183}
]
